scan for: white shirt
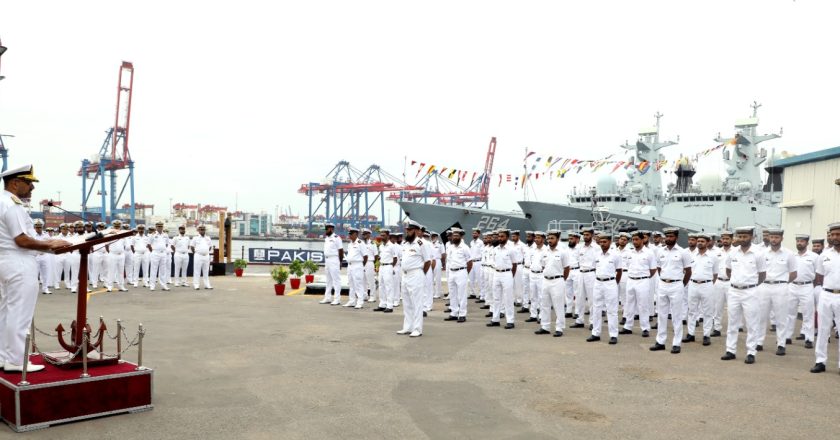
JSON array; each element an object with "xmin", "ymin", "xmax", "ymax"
[
  {"xmin": 124, "ymin": 235, "xmax": 134, "ymax": 252},
  {"xmin": 323, "ymin": 233, "xmax": 343, "ymax": 258},
  {"xmin": 150, "ymin": 231, "xmax": 170, "ymax": 252},
  {"xmin": 566, "ymin": 244, "xmax": 580, "ymax": 268},
  {"xmin": 511, "ymin": 240, "xmax": 527, "ymax": 264},
  {"xmin": 173, "ymin": 235, "xmax": 191, "ymax": 253},
  {"xmin": 364, "ymin": 239, "xmax": 378, "ymax": 261},
  {"xmin": 493, "ymin": 243, "xmax": 516, "ymax": 271},
  {"xmin": 763, "ymin": 247, "xmax": 797, "ymax": 282},
  {"xmin": 817, "ymin": 247, "xmax": 840, "ymax": 290},
  {"xmin": 109, "ymin": 237, "xmax": 125, "ymax": 255},
  {"xmin": 627, "ymin": 247, "xmax": 658, "ymax": 278},
  {"xmin": 134, "ymin": 234, "xmax": 150, "ymax": 253},
  {"xmin": 401, "ymin": 238, "xmax": 431, "ymax": 272},
  {"xmin": 191, "ymin": 235, "xmax": 213, "ymax": 256},
  {"xmin": 691, "ymin": 249, "xmax": 719, "ymax": 281},
  {"xmin": 793, "ymin": 250, "xmax": 818, "ymax": 283},
  {"xmin": 431, "ymin": 240, "xmax": 444, "ymax": 261},
  {"xmin": 529, "ymin": 245, "xmax": 547, "ymax": 272},
  {"xmin": 577, "ymin": 242, "xmax": 599, "ymax": 270},
  {"xmin": 346, "ymin": 238, "xmax": 367, "ymax": 264},
  {"xmin": 594, "ymin": 248, "xmax": 623, "ymax": 279},
  {"xmin": 541, "ymin": 246, "xmax": 570, "ymax": 278},
  {"xmin": 446, "ymin": 242, "xmax": 472, "ymax": 270},
  {"xmin": 470, "ymin": 239, "xmax": 484, "ymax": 261},
  {"xmin": 713, "ymin": 246, "xmax": 734, "ymax": 280},
  {"xmin": 658, "ymin": 245, "xmax": 693, "ymax": 281},
  {"xmin": 0, "ymin": 191, "xmax": 34, "ymax": 255},
  {"xmin": 379, "ymin": 242, "xmax": 397, "ymax": 266},
  {"xmin": 617, "ymin": 245, "xmax": 632, "ymax": 272},
  {"xmin": 725, "ymin": 246, "xmax": 767, "ymax": 286},
  {"xmin": 482, "ymin": 245, "xmax": 494, "ymax": 268}
]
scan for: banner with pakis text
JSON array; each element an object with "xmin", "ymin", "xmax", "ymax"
[{"xmin": 249, "ymin": 248, "xmax": 325, "ymax": 265}]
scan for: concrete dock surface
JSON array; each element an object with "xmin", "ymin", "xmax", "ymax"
[{"xmin": 15, "ymin": 270, "xmax": 840, "ymax": 439}]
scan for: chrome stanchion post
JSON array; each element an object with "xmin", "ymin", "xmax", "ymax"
[
  {"xmin": 29, "ymin": 319, "xmax": 35, "ymax": 354},
  {"xmin": 135, "ymin": 323, "xmax": 147, "ymax": 371},
  {"xmin": 81, "ymin": 328, "xmax": 90, "ymax": 379},
  {"xmin": 116, "ymin": 319, "xmax": 123, "ymax": 363},
  {"xmin": 18, "ymin": 333, "xmax": 31, "ymax": 387}
]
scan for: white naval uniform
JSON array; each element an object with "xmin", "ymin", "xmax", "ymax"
[
  {"xmin": 512, "ymin": 240, "xmax": 528, "ymax": 307},
  {"xmin": 564, "ymin": 244, "xmax": 580, "ymax": 315},
  {"xmin": 148, "ymin": 232, "xmax": 171, "ymax": 290},
  {"xmin": 344, "ymin": 238, "xmax": 368, "ymax": 307},
  {"xmin": 712, "ymin": 246, "xmax": 734, "ymax": 332},
  {"xmin": 422, "ymin": 239, "xmax": 436, "ymax": 311},
  {"xmin": 163, "ymin": 236, "xmax": 174, "ymax": 285},
  {"xmin": 469, "ymin": 238, "xmax": 484, "ymax": 297},
  {"xmin": 0, "ymin": 191, "xmax": 40, "ymax": 366},
  {"xmin": 90, "ymin": 236, "xmax": 107, "ymax": 288},
  {"xmin": 191, "ymin": 234, "xmax": 213, "ymax": 289},
  {"xmin": 491, "ymin": 242, "xmax": 518, "ymax": 325},
  {"xmin": 172, "ymin": 234, "xmax": 192, "ymax": 286},
  {"xmin": 54, "ymin": 231, "xmax": 73, "ymax": 289},
  {"xmin": 34, "ymin": 231, "xmax": 54, "ymax": 293},
  {"xmin": 575, "ymin": 242, "xmax": 599, "ymax": 325},
  {"xmin": 446, "ymin": 241, "xmax": 472, "ymax": 318},
  {"xmin": 481, "ymin": 245, "xmax": 494, "ymax": 302},
  {"xmin": 378, "ymin": 241, "xmax": 397, "ymax": 309},
  {"xmin": 322, "ymin": 233, "xmax": 343, "ymax": 303},
  {"xmin": 656, "ymin": 245, "xmax": 693, "ymax": 348},
  {"xmin": 527, "ymin": 245, "xmax": 546, "ymax": 319},
  {"xmin": 399, "ymin": 238, "xmax": 431, "ymax": 334},
  {"xmin": 393, "ymin": 242, "xmax": 403, "ymax": 306},
  {"xmin": 124, "ymin": 235, "xmax": 135, "ymax": 284},
  {"xmin": 106, "ymin": 236, "xmax": 127, "ymax": 291},
  {"xmin": 617, "ymin": 245, "xmax": 631, "ymax": 309},
  {"xmin": 591, "ymin": 248, "xmax": 623, "ymax": 338},
  {"xmin": 363, "ymin": 239, "xmax": 378, "ymax": 302},
  {"xmin": 132, "ymin": 233, "xmax": 151, "ymax": 286},
  {"xmin": 725, "ymin": 246, "xmax": 767, "ymax": 357},
  {"xmin": 686, "ymin": 249, "xmax": 718, "ymax": 338},
  {"xmin": 539, "ymin": 246, "xmax": 570, "ymax": 332},
  {"xmin": 786, "ymin": 250, "xmax": 817, "ymax": 343},
  {"xmin": 432, "ymin": 240, "xmax": 444, "ymax": 299},
  {"xmin": 815, "ymin": 247, "xmax": 840, "ymax": 367},
  {"xmin": 623, "ymin": 246, "xmax": 657, "ymax": 332},
  {"xmin": 69, "ymin": 233, "xmax": 81, "ymax": 291},
  {"xmin": 757, "ymin": 247, "xmax": 797, "ymax": 348}
]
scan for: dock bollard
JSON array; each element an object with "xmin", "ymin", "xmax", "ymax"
[
  {"xmin": 136, "ymin": 323, "xmax": 147, "ymax": 371},
  {"xmin": 18, "ymin": 333, "xmax": 31, "ymax": 387},
  {"xmin": 81, "ymin": 328, "xmax": 90, "ymax": 379}
]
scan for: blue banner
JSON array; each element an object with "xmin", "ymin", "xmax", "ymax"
[{"xmin": 248, "ymin": 248, "xmax": 325, "ymax": 265}]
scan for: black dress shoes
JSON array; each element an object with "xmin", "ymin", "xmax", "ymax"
[
  {"xmin": 649, "ymin": 343, "xmax": 666, "ymax": 351},
  {"xmin": 586, "ymin": 335, "xmax": 601, "ymax": 342},
  {"xmin": 504, "ymin": 323, "xmax": 515, "ymax": 329},
  {"xmin": 721, "ymin": 352, "xmax": 736, "ymax": 361},
  {"xmin": 480, "ymin": 305, "xmax": 490, "ymax": 310},
  {"xmin": 485, "ymin": 312, "xmax": 493, "ymax": 318},
  {"xmin": 702, "ymin": 336, "xmax": 711, "ymax": 346},
  {"xmin": 671, "ymin": 346, "xmax": 681, "ymax": 354},
  {"xmin": 619, "ymin": 329, "xmax": 632, "ymax": 335},
  {"xmin": 486, "ymin": 321, "xmax": 500, "ymax": 327},
  {"xmin": 682, "ymin": 334, "xmax": 695, "ymax": 343},
  {"xmin": 776, "ymin": 346, "xmax": 786, "ymax": 356},
  {"xmin": 565, "ymin": 313, "xmax": 573, "ymax": 318},
  {"xmin": 535, "ymin": 328, "xmax": 550, "ymax": 335},
  {"xmin": 810, "ymin": 362, "xmax": 826, "ymax": 373},
  {"xmin": 608, "ymin": 337, "xmax": 617, "ymax": 345},
  {"xmin": 444, "ymin": 316, "xmax": 458, "ymax": 321},
  {"xmin": 745, "ymin": 354, "xmax": 755, "ymax": 364},
  {"xmin": 384, "ymin": 308, "xmax": 393, "ymax": 313},
  {"xmin": 711, "ymin": 330, "xmax": 721, "ymax": 337},
  {"xmin": 553, "ymin": 331, "xmax": 563, "ymax": 337},
  {"xmin": 525, "ymin": 317, "xmax": 538, "ymax": 323},
  {"xmin": 570, "ymin": 323, "xmax": 585, "ymax": 328},
  {"xmin": 805, "ymin": 340, "xmax": 814, "ymax": 349},
  {"xmin": 755, "ymin": 344, "xmax": 763, "ymax": 351},
  {"xmin": 642, "ymin": 330, "xmax": 650, "ymax": 338},
  {"xmin": 373, "ymin": 307, "xmax": 386, "ymax": 312},
  {"xmin": 457, "ymin": 317, "xmax": 466, "ymax": 323}
]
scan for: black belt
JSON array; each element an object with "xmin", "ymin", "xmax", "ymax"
[
  {"xmin": 732, "ymin": 284, "xmax": 758, "ymax": 290},
  {"xmin": 792, "ymin": 280, "xmax": 814, "ymax": 285},
  {"xmin": 691, "ymin": 280, "xmax": 713, "ymax": 284},
  {"xmin": 824, "ymin": 288, "xmax": 840, "ymax": 294},
  {"xmin": 496, "ymin": 269, "xmax": 511, "ymax": 273},
  {"xmin": 580, "ymin": 268, "xmax": 595, "ymax": 273},
  {"xmin": 570, "ymin": 266, "xmax": 580, "ymax": 270},
  {"xmin": 620, "ymin": 269, "xmax": 628, "ymax": 272},
  {"xmin": 661, "ymin": 279, "xmax": 682, "ymax": 283},
  {"xmin": 763, "ymin": 280, "xmax": 787, "ymax": 285},
  {"xmin": 381, "ymin": 263, "xmax": 392, "ymax": 266},
  {"xmin": 544, "ymin": 275, "xmax": 563, "ymax": 280},
  {"xmin": 718, "ymin": 278, "xmax": 730, "ymax": 282},
  {"xmin": 596, "ymin": 277, "xmax": 616, "ymax": 282},
  {"xmin": 629, "ymin": 276, "xmax": 650, "ymax": 280},
  {"xmin": 482, "ymin": 264, "xmax": 491, "ymax": 267},
  {"xmin": 450, "ymin": 267, "xmax": 466, "ymax": 271},
  {"xmin": 531, "ymin": 270, "xmax": 543, "ymax": 274},
  {"xmin": 524, "ymin": 265, "xmax": 531, "ymax": 269},
  {"xmin": 473, "ymin": 259, "xmax": 481, "ymax": 262}
]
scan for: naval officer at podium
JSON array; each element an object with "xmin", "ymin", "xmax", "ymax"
[{"xmin": 0, "ymin": 165, "xmax": 70, "ymax": 373}]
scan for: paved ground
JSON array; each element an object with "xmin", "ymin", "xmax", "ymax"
[{"xmin": 11, "ymin": 271, "xmax": 840, "ymax": 439}]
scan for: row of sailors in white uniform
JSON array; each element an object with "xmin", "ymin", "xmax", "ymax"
[{"xmin": 31, "ymin": 220, "xmax": 215, "ymax": 293}]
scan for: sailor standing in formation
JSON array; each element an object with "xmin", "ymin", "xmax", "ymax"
[
  {"xmin": 374, "ymin": 229, "xmax": 397, "ymax": 313},
  {"xmin": 468, "ymin": 228, "xmax": 484, "ymax": 299},
  {"xmin": 443, "ymin": 228, "xmax": 472, "ymax": 322},
  {"xmin": 319, "ymin": 223, "xmax": 343, "ymax": 305},
  {"xmin": 650, "ymin": 227, "xmax": 692, "ymax": 354},
  {"xmin": 535, "ymin": 230, "xmax": 570, "ymax": 337},
  {"xmin": 397, "ymin": 220, "xmax": 431, "ymax": 337},
  {"xmin": 343, "ymin": 227, "xmax": 368, "ymax": 309}
]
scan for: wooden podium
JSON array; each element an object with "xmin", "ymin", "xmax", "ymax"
[{"xmin": 41, "ymin": 229, "xmax": 136, "ymax": 369}]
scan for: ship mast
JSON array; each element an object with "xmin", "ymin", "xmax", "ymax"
[
  {"xmin": 620, "ymin": 112, "xmax": 677, "ymax": 210},
  {"xmin": 714, "ymin": 101, "xmax": 781, "ymax": 198}
]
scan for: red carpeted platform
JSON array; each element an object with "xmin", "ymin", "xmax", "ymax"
[{"xmin": 0, "ymin": 355, "xmax": 153, "ymax": 432}]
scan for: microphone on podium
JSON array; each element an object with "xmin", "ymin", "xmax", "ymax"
[{"xmin": 46, "ymin": 201, "xmax": 104, "ymax": 241}]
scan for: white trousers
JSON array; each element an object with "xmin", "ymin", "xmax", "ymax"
[
  {"xmin": 815, "ymin": 290, "xmax": 840, "ymax": 366},
  {"xmin": 163, "ymin": 253, "xmax": 173, "ymax": 284},
  {"xmin": 725, "ymin": 287, "xmax": 760, "ymax": 356},
  {"xmin": 432, "ymin": 260, "xmax": 442, "ymax": 298},
  {"xmin": 90, "ymin": 252, "xmax": 106, "ymax": 286},
  {"xmin": 423, "ymin": 267, "xmax": 434, "ymax": 311},
  {"xmin": 623, "ymin": 277, "xmax": 652, "ymax": 331},
  {"xmin": 393, "ymin": 264, "xmax": 402, "ymax": 304},
  {"xmin": 348, "ymin": 263, "xmax": 365, "ymax": 305},
  {"xmin": 492, "ymin": 271, "xmax": 515, "ymax": 324},
  {"xmin": 650, "ymin": 273, "xmax": 659, "ymax": 315},
  {"xmin": 565, "ymin": 270, "xmax": 578, "ymax": 314},
  {"xmin": 447, "ymin": 269, "xmax": 469, "ymax": 317},
  {"xmin": 687, "ymin": 281, "xmax": 715, "ymax": 337},
  {"xmin": 193, "ymin": 254, "xmax": 212, "ymax": 288},
  {"xmin": 401, "ymin": 269, "xmax": 425, "ymax": 333},
  {"xmin": 69, "ymin": 253, "xmax": 81, "ymax": 289},
  {"xmin": 713, "ymin": 280, "xmax": 730, "ymax": 332},
  {"xmin": 540, "ymin": 277, "xmax": 566, "ymax": 331},
  {"xmin": 786, "ymin": 283, "xmax": 815, "ymax": 342},
  {"xmin": 592, "ymin": 279, "xmax": 619, "ymax": 338},
  {"xmin": 364, "ymin": 262, "xmax": 376, "ymax": 300},
  {"xmin": 575, "ymin": 271, "xmax": 595, "ymax": 324},
  {"xmin": 0, "ymin": 256, "xmax": 38, "ymax": 366},
  {"xmin": 521, "ymin": 267, "xmax": 531, "ymax": 308},
  {"xmin": 757, "ymin": 283, "xmax": 790, "ymax": 348},
  {"xmin": 149, "ymin": 251, "xmax": 168, "ymax": 288},
  {"xmin": 174, "ymin": 252, "xmax": 189, "ymax": 285},
  {"xmin": 378, "ymin": 265, "xmax": 394, "ymax": 308},
  {"xmin": 324, "ymin": 258, "xmax": 341, "ymax": 301},
  {"xmin": 528, "ymin": 274, "xmax": 543, "ymax": 319},
  {"xmin": 656, "ymin": 281, "xmax": 685, "ymax": 346},
  {"xmin": 124, "ymin": 252, "xmax": 134, "ymax": 283},
  {"xmin": 512, "ymin": 267, "xmax": 525, "ymax": 305},
  {"xmin": 618, "ymin": 273, "xmax": 627, "ymax": 306},
  {"xmin": 36, "ymin": 255, "xmax": 53, "ymax": 293},
  {"xmin": 107, "ymin": 252, "xmax": 126, "ymax": 289},
  {"xmin": 132, "ymin": 252, "xmax": 150, "ymax": 285},
  {"xmin": 468, "ymin": 262, "xmax": 481, "ymax": 296},
  {"xmin": 54, "ymin": 253, "xmax": 68, "ymax": 289},
  {"xmin": 481, "ymin": 267, "xmax": 492, "ymax": 300}
]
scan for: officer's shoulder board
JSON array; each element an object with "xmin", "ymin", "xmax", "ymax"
[
  {"xmin": 10, "ymin": 194, "xmax": 22, "ymax": 205},
  {"xmin": 417, "ymin": 239, "xmax": 423, "ymax": 246}
]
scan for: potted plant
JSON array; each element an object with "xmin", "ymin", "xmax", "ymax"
[
  {"xmin": 288, "ymin": 260, "xmax": 304, "ymax": 289},
  {"xmin": 271, "ymin": 266, "xmax": 289, "ymax": 295},
  {"xmin": 303, "ymin": 260, "xmax": 318, "ymax": 283},
  {"xmin": 234, "ymin": 258, "xmax": 248, "ymax": 277}
]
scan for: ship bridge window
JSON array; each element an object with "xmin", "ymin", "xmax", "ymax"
[{"xmin": 715, "ymin": 195, "xmax": 722, "ymax": 201}]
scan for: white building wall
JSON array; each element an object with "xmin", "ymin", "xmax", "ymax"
[{"xmin": 781, "ymin": 157, "xmax": 840, "ymax": 249}]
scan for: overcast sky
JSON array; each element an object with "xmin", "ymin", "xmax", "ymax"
[{"xmin": 1, "ymin": 0, "xmax": 838, "ymax": 223}]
